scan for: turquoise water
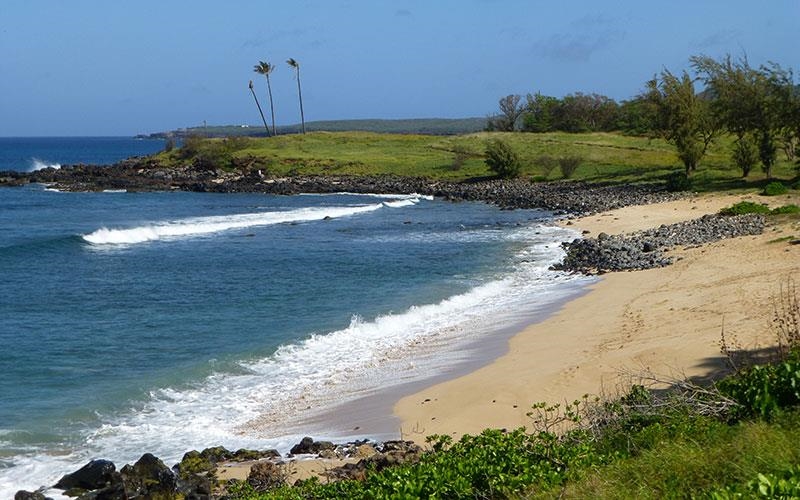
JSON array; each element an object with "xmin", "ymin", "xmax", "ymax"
[{"xmin": 0, "ymin": 139, "xmax": 590, "ymax": 496}]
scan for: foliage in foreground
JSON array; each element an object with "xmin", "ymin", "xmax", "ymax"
[{"xmin": 227, "ymin": 349, "xmax": 800, "ymax": 499}]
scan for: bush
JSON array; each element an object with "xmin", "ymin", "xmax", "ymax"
[
  {"xmin": 484, "ymin": 139, "xmax": 521, "ymax": 179},
  {"xmin": 665, "ymin": 171, "xmax": 692, "ymax": 192},
  {"xmin": 719, "ymin": 201, "xmax": 771, "ymax": 215},
  {"xmin": 763, "ymin": 181, "xmax": 788, "ymax": 196},
  {"xmin": 771, "ymin": 204, "xmax": 800, "ymax": 215},
  {"xmin": 535, "ymin": 154, "xmax": 558, "ymax": 178},
  {"xmin": 558, "ymin": 155, "xmax": 583, "ymax": 179},
  {"xmin": 718, "ymin": 357, "xmax": 800, "ymax": 420}
]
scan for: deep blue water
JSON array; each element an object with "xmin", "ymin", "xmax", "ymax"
[
  {"xmin": 0, "ymin": 136, "xmax": 166, "ymax": 171},
  {"xmin": 0, "ymin": 138, "xmax": 590, "ymax": 496}
]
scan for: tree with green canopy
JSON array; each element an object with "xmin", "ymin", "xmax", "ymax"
[
  {"xmin": 646, "ymin": 69, "xmax": 718, "ymax": 176},
  {"xmin": 253, "ymin": 61, "xmax": 277, "ymax": 136},
  {"xmin": 286, "ymin": 58, "xmax": 306, "ymax": 134}
]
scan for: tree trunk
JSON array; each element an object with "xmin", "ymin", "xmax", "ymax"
[
  {"xmin": 249, "ymin": 84, "xmax": 270, "ymax": 137},
  {"xmin": 266, "ymin": 75, "xmax": 277, "ymax": 136},
  {"xmin": 296, "ymin": 69, "xmax": 305, "ymax": 134}
]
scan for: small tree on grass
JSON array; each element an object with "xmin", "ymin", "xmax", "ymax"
[
  {"xmin": 646, "ymin": 69, "xmax": 718, "ymax": 176},
  {"xmin": 558, "ymin": 155, "xmax": 583, "ymax": 179},
  {"xmin": 485, "ymin": 139, "xmax": 521, "ymax": 178}
]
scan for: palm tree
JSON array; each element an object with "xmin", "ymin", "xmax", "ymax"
[
  {"xmin": 248, "ymin": 80, "xmax": 270, "ymax": 137},
  {"xmin": 253, "ymin": 61, "xmax": 277, "ymax": 136},
  {"xmin": 286, "ymin": 58, "xmax": 306, "ymax": 134}
]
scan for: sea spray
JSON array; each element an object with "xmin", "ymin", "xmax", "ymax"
[{"xmin": 30, "ymin": 158, "xmax": 61, "ymax": 171}]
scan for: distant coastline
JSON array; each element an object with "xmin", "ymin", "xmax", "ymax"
[{"xmin": 137, "ymin": 117, "xmax": 488, "ymax": 139}]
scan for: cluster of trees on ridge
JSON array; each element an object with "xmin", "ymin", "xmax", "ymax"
[{"xmin": 489, "ymin": 54, "xmax": 800, "ymax": 178}]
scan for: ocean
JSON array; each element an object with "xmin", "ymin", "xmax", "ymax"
[{"xmin": 0, "ymin": 138, "xmax": 592, "ymax": 497}]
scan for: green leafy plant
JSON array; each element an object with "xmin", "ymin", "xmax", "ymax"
[
  {"xmin": 763, "ymin": 181, "xmax": 789, "ymax": 196},
  {"xmin": 484, "ymin": 138, "xmax": 521, "ymax": 178},
  {"xmin": 665, "ymin": 171, "xmax": 692, "ymax": 192},
  {"xmin": 719, "ymin": 201, "xmax": 772, "ymax": 215}
]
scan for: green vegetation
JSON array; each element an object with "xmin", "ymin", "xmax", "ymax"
[
  {"xmin": 484, "ymin": 138, "xmax": 521, "ymax": 178},
  {"xmin": 646, "ymin": 68, "xmax": 718, "ymax": 176},
  {"xmin": 227, "ymin": 368, "xmax": 800, "ymax": 499},
  {"xmin": 155, "ymin": 130, "xmax": 798, "ymax": 189},
  {"xmin": 764, "ymin": 181, "xmax": 789, "ymax": 196},
  {"xmin": 719, "ymin": 201, "xmax": 800, "ymax": 216},
  {"xmin": 490, "ymin": 54, "xmax": 799, "ymax": 182}
]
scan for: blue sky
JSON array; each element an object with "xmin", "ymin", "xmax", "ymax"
[{"xmin": 2, "ymin": 0, "xmax": 798, "ymax": 136}]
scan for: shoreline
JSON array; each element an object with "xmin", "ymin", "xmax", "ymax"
[
  {"xmin": 9, "ymin": 189, "xmax": 799, "ymax": 498},
  {"xmin": 395, "ymin": 192, "xmax": 800, "ymax": 441}
]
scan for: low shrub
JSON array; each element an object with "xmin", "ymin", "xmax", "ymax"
[
  {"xmin": 535, "ymin": 154, "xmax": 558, "ymax": 178},
  {"xmin": 763, "ymin": 181, "xmax": 789, "ymax": 196},
  {"xmin": 717, "ymin": 357, "xmax": 800, "ymax": 420},
  {"xmin": 719, "ymin": 201, "xmax": 771, "ymax": 215},
  {"xmin": 771, "ymin": 204, "xmax": 800, "ymax": 215},
  {"xmin": 665, "ymin": 171, "xmax": 692, "ymax": 192},
  {"xmin": 484, "ymin": 139, "xmax": 521, "ymax": 179},
  {"xmin": 558, "ymin": 155, "xmax": 583, "ymax": 179}
]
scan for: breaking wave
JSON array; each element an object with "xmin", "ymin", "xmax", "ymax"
[{"xmin": 82, "ymin": 196, "xmax": 429, "ymax": 246}]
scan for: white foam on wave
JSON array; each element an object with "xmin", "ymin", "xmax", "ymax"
[
  {"xmin": 29, "ymin": 158, "xmax": 61, "ymax": 171},
  {"xmin": 1, "ymin": 221, "xmax": 591, "ymax": 497},
  {"xmin": 82, "ymin": 196, "xmax": 428, "ymax": 246}
]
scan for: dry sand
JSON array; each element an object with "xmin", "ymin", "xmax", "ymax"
[{"xmin": 394, "ymin": 191, "xmax": 800, "ymax": 441}]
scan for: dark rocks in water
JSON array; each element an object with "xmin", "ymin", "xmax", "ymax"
[
  {"xmin": 554, "ymin": 214, "xmax": 766, "ymax": 274},
  {"xmin": 119, "ymin": 453, "xmax": 176, "ymax": 498},
  {"xmin": 14, "ymin": 491, "xmax": 49, "ymax": 500},
  {"xmin": 54, "ymin": 459, "xmax": 116, "ymax": 491},
  {"xmin": 289, "ymin": 436, "xmax": 335, "ymax": 455}
]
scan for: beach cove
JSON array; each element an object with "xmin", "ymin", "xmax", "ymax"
[{"xmin": 396, "ymin": 192, "xmax": 800, "ymax": 439}]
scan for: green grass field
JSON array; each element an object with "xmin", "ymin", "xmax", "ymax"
[{"xmin": 160, "ymin": 131, "xmax": 798, "ymax": 191}]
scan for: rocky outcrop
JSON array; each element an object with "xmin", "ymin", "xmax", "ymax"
[
  {"xmin": 554, "ymin": 213, "xmax": 767, "ymax": 274},
  {"xmin": 54, "ymin": 459, "xmax": 116, "ymax": 491},
  {"xmin": 0, "ymin": 156, "xmax": 684, "ymax": 216}
]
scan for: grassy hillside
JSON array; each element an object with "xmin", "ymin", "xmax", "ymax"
[{"xmin": 157, "ymin": 131, "xmax": 798, "ymax": 190}]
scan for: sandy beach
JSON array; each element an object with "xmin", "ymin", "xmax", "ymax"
[{"xmin": 395, "ymin": 192, "xmax": 800, "ymax": 441}]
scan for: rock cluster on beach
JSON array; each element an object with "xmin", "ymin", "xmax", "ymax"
[
  {"xmin": 15, "ymin": 438, "xmax": 422, "ymax": 499},
  {"xmin": 0, "ymin": 158, "xmax": 683, "ymax": 215},
  {"xmin": 553, "ymin": 213, "xmax": 767, "ymax": 274}
]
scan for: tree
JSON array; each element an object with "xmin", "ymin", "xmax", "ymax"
[
  {"xmin": 286, "ymin": 58, "xmax": 306, "ymax": 134},
  {"xmin": 691, "ymin": 55, "xmax": 792, "ymax": 178},
  {"xmin": 484, "ymin": 138, "xmax": 521, "ymax": 178},
  {"xmin": 488, "ymin": 95, "xmax": 524, "ymax": 132},
  {"xmin": 617, "ymin": 97, "xmax": 658, "ymax": 136},
  {"xmin": 550, "ymin": 92, "xmax": 619, "ymax": 132},
  {"xmin": 646, "ymin": 69, "xmax": 718, "ymax": 175},
  {"xmin": 522, "ymin": 92, "xmax": 559, "ymax": 132},
  {"xmin": 253, "ymin": 61, "xmax": 277, "ymax": 136},
  {"xmin": 248, "ymin": 80, "xmax": 270, "ymax": 137}
]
